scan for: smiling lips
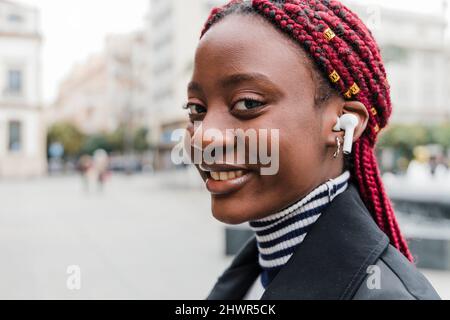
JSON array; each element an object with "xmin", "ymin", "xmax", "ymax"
[
  {"xmin": 200, "ymin": 165, "xmax": 254, "ymax": 195},
  {"xmin": 209, "ymin": 170, "xmax": 246, "ymax": 181}
]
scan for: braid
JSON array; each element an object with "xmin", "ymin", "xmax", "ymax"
[
  {"xmin": 200, "ymin": 0, "xmax": 413, "ymax": 262},
  {"xmin": 282, "ymin": 2, "xmax": 384, "ymax": 144}
]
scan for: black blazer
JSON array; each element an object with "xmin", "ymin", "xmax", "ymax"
[{"xmin": 207, "ymin": 183, "xmax": 441, "ymax": 300}]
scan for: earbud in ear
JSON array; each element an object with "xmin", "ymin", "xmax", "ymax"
[{"xmin": 332, "ymin": 114, "xmax": 359, "ymax": 155}]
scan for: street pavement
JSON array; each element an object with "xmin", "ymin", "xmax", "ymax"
[{"xmin": 0, "ymin": 172, "xmax": 448, "ymax": 299}]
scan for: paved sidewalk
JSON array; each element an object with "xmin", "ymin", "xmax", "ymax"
[
  {"xmin": 0, "ymin": 174, "xmax": 231, "ymax": 299},
  {"xmin": 0, "ymin": 173, "xmax": 448, "ymax": 299}
]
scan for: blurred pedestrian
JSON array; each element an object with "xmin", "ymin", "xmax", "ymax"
[
  {"xmin": 77, "ymin": 154, "xmax": 94, "ymax": 193},
  {"xmin": 93, "ymin": 149, "xmax": 110, "ymax": 192}
]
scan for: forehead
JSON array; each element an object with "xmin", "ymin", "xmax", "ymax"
[{"xmin": 192, "ymin": 14, "xmax": 312, "ymax": 90}]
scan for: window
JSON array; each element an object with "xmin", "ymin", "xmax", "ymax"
[
  {"xmin": 7, "ymin": 69, "xmax": 23, "ymax": 94},
  {"xmin": 8, "ymin": 13, "xmax": 24, "ymax": 23},
  {"xmin": 8, "ymin": 121, "xmax": 22, "ymax": 152},
  {"xmin": 381, "ymin": 46, "xmax": 409, "ymax": 65}
]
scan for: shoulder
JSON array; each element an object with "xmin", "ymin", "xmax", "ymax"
[{"xmin": 353, "ymin": 245, "xmax": 441, "ymax": 300}]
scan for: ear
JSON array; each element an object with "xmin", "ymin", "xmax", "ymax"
[
  {"xmin": 323, "ymin": 99, "xmax": 369, "ymax": 148},
  {"xmin": 342, "ymin": 100, "xmax": 370, "ymax": 142}
]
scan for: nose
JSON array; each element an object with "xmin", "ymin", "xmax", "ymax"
[{"xmin": 191, "ymin": 113, "xmax": 236, "ymax": 160}]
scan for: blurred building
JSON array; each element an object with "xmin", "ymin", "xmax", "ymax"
[
  {"xmin": 0, "ymin": 0, "xmax": 46, "ymax": 178},
  {"xmin": 105, "ymin": 32, "xmax": 152, "ymax": 134},
  {"xmin": 144, "ymin": 0, "xmax": 450, "ymax": 171},
  {"xmin": 51, "ymin": 31, "xmax": 151, "ymax": 135},
  {"xmin": 147, "ymin": 0, "xmax": 226, "ymax": 170},
  {"xmin": 50, "ymin": 55, "xmax": 109, "ymax": 134},
  {"xmin": 344, "ymin": 0, "xmax": 450, "ymax": 124},
  {"xmin": 147, "ymin": 0, "xmax": 450, "ymax": 170}
]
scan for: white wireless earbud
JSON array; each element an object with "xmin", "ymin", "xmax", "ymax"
[{"xmin": 332, "ymin": 114, "xmax": 359, "ymax": 155}]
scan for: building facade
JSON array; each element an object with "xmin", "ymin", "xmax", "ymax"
[
  {"xmin": 148, "ymin": 0, "xmax": 450, "ymax": 126},
  {"xmin": 147, "ymin": 0, "xmax": 226, "ymax": 169},
  {"xmin": 51, "ymin": 31, "xmax": 151, "ymax": 135},
  {"xmin": 146, "ymin": 0, "xmax": 450, "ymax": 169},
  {"xmin": 343, "ymin": 0, "xmax": 450, "ymax": 124},
  {"xmin": 50, "ymin": 55, "xmax": 110, "ymax": 134},
  {"xmin": 0, "ymin": 0, "xmax": 46, "ymax": 177}
]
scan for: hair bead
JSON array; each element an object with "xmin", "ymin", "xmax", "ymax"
[
  {"xmin": 374, "ymin": 124, "xmax": 380, "ymax": 133},
  {"xmin": 329, "ymin": 70, "xmax": 341, "ymax": 83},
  {"xmin": 344, "ymin": 82, "xmax": 360, "ymax": 98},
  {"xmin": 323, "ymin": 27, "xmax": 336, "ymax": 41}
]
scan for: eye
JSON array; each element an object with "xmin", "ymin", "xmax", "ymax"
[
  {"xmin": 233, "ymin": 98, "xmax": 265, "ymax": 111},
  {"xmin": 185, "ymin": 103, "xmax": 207, "ymax": 115}
]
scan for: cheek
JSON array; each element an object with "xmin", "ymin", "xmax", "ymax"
[
  {"xmin": 272, "ymin": 104, "xmax": 323, "ymax": 171},
  {"xmin": 273, "ymin": 127, "xmax": 320, "ymax": 184},
  {"xmin": 262, "ymin": 106, "xmax": 324, "ymax": 198},
  {"xmin": 207, "ymin": 98, "xmax": 324, "ymax": 223}
]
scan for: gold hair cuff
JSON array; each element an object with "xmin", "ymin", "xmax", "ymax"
[
  {"xmin": 344, "ymin": 82, "xmax": 360, "ymax": 98},
  {"xmin": 374, "ymin": 124, "xmax": 380, "ymax": 133},
  {"xmin": 324, "ymin": 28, "xmax": 336, "ymax": 41},
  {"xmin": 371, "ymin": 107, "xmax": 378, "ymax": 116},
  {"xmin": 329, "ymin": 70, "xmax": 340, "ymax": 83}
]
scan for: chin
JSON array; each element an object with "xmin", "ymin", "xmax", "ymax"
[
  {"xmin": 212, "ymin": 210, "xmax": 249, "ymax": 225},
  {"xmin": 211, "ymin": 196, "xmax": 261, "ymax": 225}
]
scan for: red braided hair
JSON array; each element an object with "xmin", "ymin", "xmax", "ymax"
[{"xmin": 200, "ymin": 0, "xmax": 413, "ymax": 262}]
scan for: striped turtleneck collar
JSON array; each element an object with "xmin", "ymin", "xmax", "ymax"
[{"xmin": 249, "ymin": 171, "xmax": 351, "ymax": 288}]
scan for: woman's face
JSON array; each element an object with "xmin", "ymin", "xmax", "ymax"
[{"xmin": 187, "ymin": 14, "xmax": 342, "ymax": 224}]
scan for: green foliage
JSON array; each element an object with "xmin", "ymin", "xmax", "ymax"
[
  {"xmin": 428, "ymin": 124, "xmax": 450, "ymax": 149},
  {"xmin": 133, "ymin": 127, "xmax": 149, "ymax": 152},
  {"xmin": 47, "ymin": 122, "xmax": 86, "ymax": 158},
  {"xmin": 80, "ymin": 134, "xmax": 113, "ymax": 155},
  {"xmin": 377, "ymin": 123, "xmax": 450, "ymax": 160},
  {"xmin": 107, "ymin": 126, "xmax": 126, "ymax": 153},
  {"xmin": 47, "ymin": 122, "xmax": 150, "ymax": 158}
]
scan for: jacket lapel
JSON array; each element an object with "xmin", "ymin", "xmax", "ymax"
[
  {"xmin": 262, "ymin": 183, "xmax": 390, "ymax": 300},
  {"xmin": 207, "ymin": 236, "xmax": 260, "ymax": 300}
]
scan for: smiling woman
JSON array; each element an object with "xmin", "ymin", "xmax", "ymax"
[{"xmin": 185, "ymin": 0, "xmax": 440, "ymax": 300}]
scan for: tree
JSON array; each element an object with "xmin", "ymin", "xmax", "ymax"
[
  {"xmin": 133, "ymin": 127, "xmax": 149, "ymax": 152},
  {"xmin": 107, "ymin": 126, "xmax": 126, "ymax": 153},
  {"xmin": 47, "ymin": 122, "xmax": 85, "ymax": 158},
  {"xmin": 429, "ymin": 124, "xmax": 450, "ymax": 150},
  {"xmin": 80, "ymin": 134, "xmax": 112, "ymax": 155},
  {"xmin": 377, "ymin": 123, "xmax": 450, "ymax": 161},
  {"xmin": 377, "ymin": 124, "xmax": 429, "ymax": 160}
]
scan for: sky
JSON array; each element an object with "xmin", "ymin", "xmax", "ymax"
[
  {"xmin": 15, "ymin": 0, "xmax": 449, "ymax": 105},
  {"xmin": 362, "ymin": 0, "xmax": 448, "ymax": 12},
  {"xmin": 18, "ymin": 0, "xmax": 149, "ymax": 104}
]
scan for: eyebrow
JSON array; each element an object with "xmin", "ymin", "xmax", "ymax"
[
  {"xmin": 188, "ymin": 72, "xmax": 282, "ymax": 96},
  {"xmin": 219, "ymin": 72, "xmax": 275, "ymax": 89},
  {"xmin": 187, "ymin": 81, "xmax": 203, "ymax": 93}
]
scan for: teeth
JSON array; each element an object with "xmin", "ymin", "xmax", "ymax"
[
  {"xmin": 219, "ymin": 172, "xmax": 228, "ymax": 181},
  {"xmin": 211, "ymin": 172, "xmax": 220, "ymax": 181},
  {"xmin": 209, "ymin": 171, "xmax": 246, "ymax": 181}
]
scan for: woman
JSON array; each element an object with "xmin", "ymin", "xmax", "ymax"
[{"xmin": 185, "ymin": 0, "xmax": 440, "ymax": 300}]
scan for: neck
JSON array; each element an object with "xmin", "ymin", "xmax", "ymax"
[{"xmin": 249, "ymin": 170, "xmax": 351, "ymax": 288}]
